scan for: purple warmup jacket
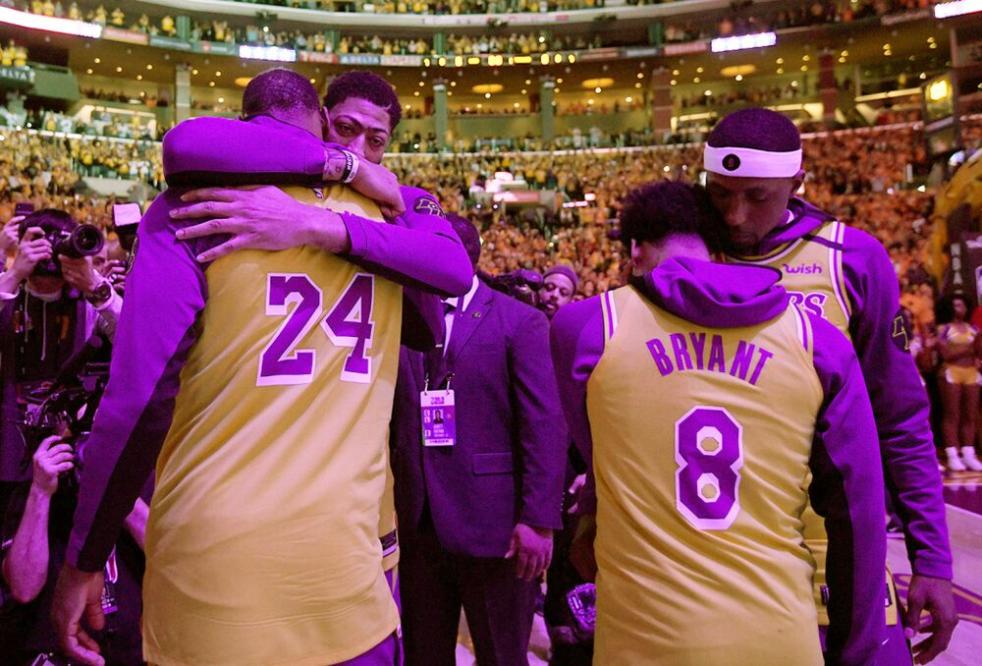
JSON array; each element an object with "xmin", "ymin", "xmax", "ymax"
[
  {"xmin": 66, "ymin": 120, "xmax": 472, "ymax": 571},
  {"xmin": 733, "ymin": 198, "xmax": 951, "ymax": 581},
  {"xmin": 550, "ymin": 258, "xmax": 887, "ymax": 665},
  {"xmin": 162, "ymin": 115, "xmax": 473, "ymax": 298}
]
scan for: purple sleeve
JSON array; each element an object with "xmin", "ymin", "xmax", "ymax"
[
  {"xmin": 163, "ymin": 116, "xmax": 326, "ymax": 187},
  {"xmin": 841, "ymin": 226, "xmax": 951, "ymax": 579},
  {"xmin": 340, "ymin": 186, "xmax": 472, "ymax": 297},
  {"xmin": 549, "ymin": 298, "xmax": 604, "ymax": 514},
  {"xmin": 549, "ymin": 298, "xmax": 604, "ymax": 463},
  {"xmin": 510, "ymin": 306, "xmax": 568, "ymax": 530},
  {"xmin": 68, "ymin": 190, "xmax": 211, "ymax": 572},
  {"xmin": 809, "ymin": 314, "xmax": 887, "ymax": 666}
]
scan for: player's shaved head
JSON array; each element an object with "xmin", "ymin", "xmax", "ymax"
[
  {"xmin": 705, "ymin": 108, "xmax": 805, "ymax": 253},
  {"xmin": 707, "ymin": 107, "xmax": 801, "ymax": 152},
  {"xmin": 242, "ymin": 68, "xmax": 322, "ymax": 120}
]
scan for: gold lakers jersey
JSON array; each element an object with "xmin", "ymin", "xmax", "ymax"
[
  {"xmin": 726, "ymin": 220, "xmax": 852, "ymax": 334},
  {"xmin": 587, "ymin": 286, "xmax": 824, "ymax": 665},
  {"xmin": 726, "ymin": 220, "xmax": 898, "ymax": 627},
  {"xmin": 142, "ymin": 185, "xmax": 402, "ymax": 666}
]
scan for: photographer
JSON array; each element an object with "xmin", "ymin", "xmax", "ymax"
[
  {"xmin": 0, "ymin": 209, "xmax": 144, "ymax": 664},
  {"xmin": 1, "ymin": 434, "xmax": 148, "ymax": 665},
  {"xmin": 0, "ymin": 208, "xmax": 122, "ymax": 474}
]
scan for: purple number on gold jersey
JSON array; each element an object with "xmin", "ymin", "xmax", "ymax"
[
  {"xmin": 258, "ymin": 272, "xmax": 375, "ymax": 386},
  {"xmin": 258, "ymin": 274, "xmax": 324, "ymax": 386},
  {"xmin": 675, "ymin": 406, "xmax": 744, "ymax": 530},
  {"xmin": 322, "ymin": 273, "xmax": 375, "ymax": 384}
]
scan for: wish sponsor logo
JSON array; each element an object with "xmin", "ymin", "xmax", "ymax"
[{"xmin": 783, "ymin": 262, "xmax": 823, "ymax": 275}]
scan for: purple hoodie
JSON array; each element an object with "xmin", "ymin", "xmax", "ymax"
[
  {"xmin": 551, "ymin": 257, "xmax": 887, "ymax": 666},
  {"xmin": 728, "ymin": 197, "xmax": 952, "ymax": 582}
]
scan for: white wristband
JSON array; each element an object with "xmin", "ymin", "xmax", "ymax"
[{"xmin": 343, "ymin": 151, "xmax": 360, "ymax": 184}]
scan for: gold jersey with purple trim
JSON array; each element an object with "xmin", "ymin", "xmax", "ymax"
[
  {"xmin": 726, "ymin": 219, "xmax": 852, "ymax": 333},
  {"xmin": 587, "ymin": 285, "xmax": 824, "ymax": 665},
  {"xmin": 143, "ymin": 185, "xmax": 402, "ymax": 666},
  {"xmin": 725, "ymin": 220, "xmax": 899, "ymax": 626}
]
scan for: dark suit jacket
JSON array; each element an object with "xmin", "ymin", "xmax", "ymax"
[{"xmin": 390, "ymin": 280, "xmax": 567, "ymax": 558}]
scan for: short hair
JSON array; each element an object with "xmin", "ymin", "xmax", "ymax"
[
  {"xmin": 707, "ymin": 107, "xmax": 801, "ymax": 152},
  {"xmin": 324, "ymin": 71, "xmax": 402, "ymax": 130},
  {"xmin": 619, "ymin": 181, "xmax": 723, "ymax": 253},
  {"xmin": 446, "ymin": 213, "xmax": 481, "ymax": 266},
  {"xmin": 242, "ymin": 68, "xmax": 321, "ymax": 118}
]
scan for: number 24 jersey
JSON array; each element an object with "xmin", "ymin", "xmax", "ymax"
[{"xmin": 143, "ymin": 185, "xmax": 402, "ymax": 666}]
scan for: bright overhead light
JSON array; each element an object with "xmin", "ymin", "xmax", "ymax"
[
  {"xmin": 0, "ymin": 6, "xmax": 102, "ymax": 38},
  {"xmin": 238, "ymin": 45, "xmax": 296, "ymax": 62},
  {"xmin": 712, "ymin": 32, "xmax": 776, "ymax": 53},
  {"xmin": 934, "ymin": 0, "xmax": 981, "ymax": 18}
]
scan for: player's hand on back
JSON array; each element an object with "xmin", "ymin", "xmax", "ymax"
[{"xmin": 172, "ymin": 186, "xmax": 349, "ymax": 262}]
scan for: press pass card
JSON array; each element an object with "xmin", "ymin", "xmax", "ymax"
[{"xmin": 421, "ymin": 389, "xmax": 456, "ymax": 447}]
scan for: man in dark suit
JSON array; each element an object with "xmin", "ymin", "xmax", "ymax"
[{"xmin": 390, "ymin": 215, "xmax": 567, "ymax": 666}]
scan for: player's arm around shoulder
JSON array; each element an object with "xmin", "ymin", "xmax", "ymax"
[
  {"xmin": 162, "ymin": 116, "xmax": 325, "ymax": 187},
  {"xmin": 807, "ymin": 313, "xmax": 887, "ymax": 666}
]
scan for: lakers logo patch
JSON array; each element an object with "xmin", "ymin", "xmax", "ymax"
[
  {"xmin": 722, "ymin": 154, "xmax": 741, "ymax": 171},
  {"xmin": 414, "ymin": 196, "xmax": 445, "ymax": 218}
]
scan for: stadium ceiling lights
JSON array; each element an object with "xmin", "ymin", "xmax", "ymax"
[
  {"xmin": 238, "ymin": 45, "xmax": 296, "ymax": 63},
  {"xmin": 934, "ymin": 0, "xmax": 981, "ymax": 18},
  {"xmin": 711, "ymin": 32, "xmax": 777, "ymax": 54},
  {"xmin": 0, "ymin": 6, "xmax": 101, "ymax": 38}
]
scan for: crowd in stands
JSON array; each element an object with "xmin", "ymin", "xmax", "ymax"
[
  {"xmin": 678, "ymin": 81, "xmax": 806, "ymax": 110},
  {"xmin": 663, "ymin": 0, "xmax": 940, "ymax": 44},
  {"xmin": 0, "ymin": 123, "xmax": 163, "ymax": 193},
  {"xmin": 0, "ymin": 96, "xmax": 976, "ymax": 316},
  {"xmin": 446, "ymin": 31, "xmax": 602, "ymax": 55},
  {"xmin": 7, "ymin": 0, "xmax": 946, "ymax": 62},
  {"xmin": 385, "ymin": 119, "xmax": 982, "ymax": 305}
]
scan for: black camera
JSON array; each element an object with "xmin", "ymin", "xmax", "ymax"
[
  {"xmin": 19, "ymin": 336, "xmax": 110, "ymax": 485},
  {"xmin": 486, "ymin": 269, "xmax": 543, "ymax": 307},
  {"xmin": 17, "ymin": 209, "xmax": 105, "ymax": 277}
]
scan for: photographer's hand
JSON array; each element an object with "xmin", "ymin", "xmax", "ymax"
[
  {"xmin": 60, "ymin": 255, "xmax": 103, "ymax": 296},
  {"xmin": 101, "ymin": 258, "xmax": 127, "ymax": 294},
  {"xmin": 32, "ymin": 436, "xmax": 74, "ymax": 497},
  {"xmin": 0, "ymin": 215, "xmax": 23, "ymax": 253},
  {"xmin": 6, "ymin": 226, "xmax": 51, "ymax": 283}
]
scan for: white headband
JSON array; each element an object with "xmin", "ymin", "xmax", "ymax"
[{"xmin": 703, "ymin": 145, "xmax": 802, "ymax": 178}]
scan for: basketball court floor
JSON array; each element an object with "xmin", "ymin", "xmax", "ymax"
[{"xmin": 453, "ymin": 470, "xmax": 982, "ymax": 665}]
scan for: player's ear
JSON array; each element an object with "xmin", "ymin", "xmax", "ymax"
[
  {"xmin": 320, "ymin": 106, "xmax": 331, "ymax": 142},
  {"xmin": 790, "ymin": 170, "xmax": 806, "ymax": 197}
]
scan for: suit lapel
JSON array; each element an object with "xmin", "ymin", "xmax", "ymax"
[{"xmin": 446, "ymin": 281, "xmax": 493, "ymax": 369}]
